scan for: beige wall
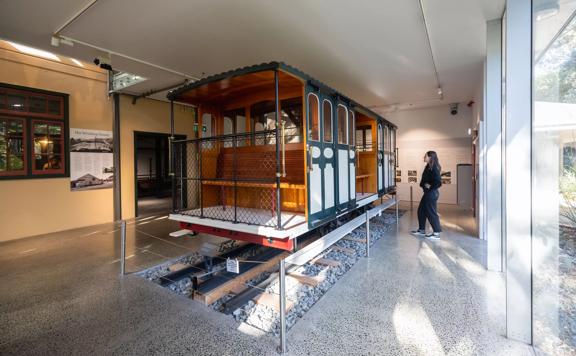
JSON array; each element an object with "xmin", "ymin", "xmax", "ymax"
[
  {"xmin": 388, "ymin": 104, "xmax": 473, "ymax": 204},
  {"xmin": 119, "ymin": 95, "xmax": 194, "ymax": 219},
  {"xmin": 0, "ymin": 41, "xmax": 114, "ymax": 241},
  {"xmin": 0, "ymin": 41, "xmax": 195, "ymax": 241}
]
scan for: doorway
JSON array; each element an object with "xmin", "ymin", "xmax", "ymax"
[
  {"xmin": 457, "ymin": 164, "xmax": 473, "ymax": 209},
  {"xmin": 134, "ymin": 132, "xmax": 185, "ymax": 217}
]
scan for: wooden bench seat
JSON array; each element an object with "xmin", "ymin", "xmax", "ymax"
[
  {"xmin": 356, "ymin": 174, "xmax": 372, "ymax": 194},
  {"xmin": 201, "ymin": 143, "xmax": 306, "ymax": 214},
  {"xmin": 202, "ymin": 180, "xmax": 305, "ymax": 190}
]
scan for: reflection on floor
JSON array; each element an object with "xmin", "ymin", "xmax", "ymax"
[
  {"xmin": 286, "ymin": 203, "xmax": 532, "ymax": 355},
  {"xmin": 0, "ymin": 203, "xmax": 533, "ymax": 355},
  {"xmin": 137, "ymin": 196, "xmax": 172, "ymax": 216}
]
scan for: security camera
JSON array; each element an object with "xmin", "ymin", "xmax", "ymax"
[
  {"xmin": 449, "ymin": 103, "xmax": 459, "ymax": 116},
  {"xmin": 93, "ymin": 56, "xmax": 113, "ymax": 71}
]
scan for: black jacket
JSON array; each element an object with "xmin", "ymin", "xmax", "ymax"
[{"xmin": 420, "ymin": 165, "xmax": 442, "ymax": 193}]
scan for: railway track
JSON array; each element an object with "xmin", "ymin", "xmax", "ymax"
[{"xmin": 140, "ymin": 207, "xmax": 400, "ymax": 334}]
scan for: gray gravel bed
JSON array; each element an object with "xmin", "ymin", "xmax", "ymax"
[{"xmin": 229, "ymin": 210, "xmax": 402, "ymax": 335}]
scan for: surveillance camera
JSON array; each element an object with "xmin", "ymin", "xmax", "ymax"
[
  {"xmin": 449, "ymin": 103, "xmax": 459, "ymax": 116},
  {"xmin": 93, "ymin": 56, "xmax": 113, "ymax": 71}
]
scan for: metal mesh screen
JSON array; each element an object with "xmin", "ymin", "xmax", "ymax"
[{"xmin": 173, "ymin": 130, "xmax": 281, "ymax": 227}]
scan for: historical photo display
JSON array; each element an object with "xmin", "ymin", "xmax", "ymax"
[{"xmin": 70, "ymin": 128, "xmax": 114, "ymax": 191}]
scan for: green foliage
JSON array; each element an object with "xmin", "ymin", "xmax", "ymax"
[
  {"xmin": 560, "ymin": 167, "xmax": 576, "ymax": 227},
  {"xmin": 535, "ymin": 16, "xmax": 576, "ymax": 104}
]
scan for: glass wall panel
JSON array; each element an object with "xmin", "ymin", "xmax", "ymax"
[{"xmin": 532, "ymin": 2, "xmax": 576, "ymax": 354}]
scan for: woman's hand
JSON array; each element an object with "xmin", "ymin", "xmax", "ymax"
[{"xmin": 424, "ymin": 183, "xmax": 431, "ymax": 189}]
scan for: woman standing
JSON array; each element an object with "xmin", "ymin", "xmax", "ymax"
[{"xmin": 411, "ymin": 151, "xmax": 442, "ymax": 240}]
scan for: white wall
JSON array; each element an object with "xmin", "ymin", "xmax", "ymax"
[{"xmin": 388, "ymin": 104, "xmax": 473, "ymax": 204}]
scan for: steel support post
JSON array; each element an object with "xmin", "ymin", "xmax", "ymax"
[
  {"xmin": 365, "ymin": 211, "xmax": 370, "ymax": 257},
  {"xmin": 170, "ymin": 100, "xmax": 176, "ymax": 211},
  {"xmin": 274, "ymin": 70, "xmax": 282, "ymax": 229},
  {"xmin": 396, "ymin": 196, "xmax": 399, "ymax": 223},
  {"xmin": 278, "ymin": 259, "xmax": 287, "ymax": 354},
  {"xmin": 120, "ymin": 220, "xmax": 126, "ymax": 275}
]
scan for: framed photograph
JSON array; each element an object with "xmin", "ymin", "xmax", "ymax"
[{"xmin": 408, "ymin": 170, "xmax": 417, "ymax": 177}]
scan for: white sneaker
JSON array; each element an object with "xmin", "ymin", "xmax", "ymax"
[
  {"xmin": 425, "ymin": 232, "xmax": 441, "ymax": 240},
  {"xmin": 411, "ymin": 229, "xmax": 426, "ymax": 236}
]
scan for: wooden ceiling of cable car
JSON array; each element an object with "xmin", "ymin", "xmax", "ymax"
[{"xmin": 178, "ymin": 70, "xmax": 303, "ymax": 107}]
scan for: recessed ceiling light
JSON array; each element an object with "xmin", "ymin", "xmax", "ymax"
[
  {"xmin": 111, "ymin": 71, "xmax": 147, "ymax": 91},
  {"xmin": 8, "ymin": 41, "xmax": 60, "ymax": 61}
]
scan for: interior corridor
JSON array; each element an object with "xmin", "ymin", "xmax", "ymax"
[{"xmin": 0, "ymin": 203, "xmax": 533, "ymax": 355}]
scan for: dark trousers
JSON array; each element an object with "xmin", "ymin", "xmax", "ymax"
[{"xmin": 417, "ymin": 189, "xmax": 442, "ymax": 232}]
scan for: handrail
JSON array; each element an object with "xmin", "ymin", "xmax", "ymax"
[
  {"xmin": 172, "ymin": 129, "xmax": 277, "ymax": 144},
  {"xmin": 281, "ymin": 120, "xmax": 286, "ymax": 177}
]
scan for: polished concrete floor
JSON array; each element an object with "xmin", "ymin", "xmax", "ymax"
[
  {"xmin": 137, "ymin": 196, "xmax": 172, "ymax": 216},
  {"xmin": 0, "ymin": 203, "xmax": 534, "ymax": 355}
]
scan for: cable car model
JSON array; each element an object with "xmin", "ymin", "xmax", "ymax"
[{"xmin": 168, "ymin": 62, "xmax": 397, "ymax": 251}]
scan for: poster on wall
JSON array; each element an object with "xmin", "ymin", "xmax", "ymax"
[
  {"xmin": 69, "ymin": 128, "xmax": 114, "ymax": 191},
  {"xmin": 441, "ymin": 171, "xmax": 452, "ymax": 185}
]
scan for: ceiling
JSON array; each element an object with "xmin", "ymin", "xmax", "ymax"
[{"xmin": 0, "ymin": 0, "xmax": 504, "ymax": 113}]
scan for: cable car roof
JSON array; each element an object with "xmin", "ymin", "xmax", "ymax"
[{"xmin": 167, "ymin": 61, "xmax": 396, "ymax": 129}]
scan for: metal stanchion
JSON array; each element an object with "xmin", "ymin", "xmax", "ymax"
[
  {"xmin": 365, "ymin": 210, "xmax": 370, "ymax": 257},
  {"xmin": 120, "ymin": 220, "xmax": 126, "ymax": 276},
  {"xmin": 396, "ymin": 196, "xmax": 399, "ymax": 223},
  {"xmin": 278, "ymin": 259, "xmax": 287, "ymax": 354},
  {"xmin": 410, "ymin": 185, "xmax": 413, "ymax": 209}
]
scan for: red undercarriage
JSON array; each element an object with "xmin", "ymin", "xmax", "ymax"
[{"xmin": 179, "ymin": 222, "xmax": 294, "ymax": 251}]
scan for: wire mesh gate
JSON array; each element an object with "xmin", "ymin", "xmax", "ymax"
[{"xmin": 172, "ymin": 129, "xmax": 283, "ymax": 228}]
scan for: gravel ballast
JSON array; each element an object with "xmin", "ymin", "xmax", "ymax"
[{"xmin": 137, "ymin": 208, "xmax": 402, "ymax": 336}]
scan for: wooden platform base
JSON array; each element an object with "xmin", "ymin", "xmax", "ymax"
[{"xmin": 194, "ymin": 251, "xmax": 289, "ymax": 305}]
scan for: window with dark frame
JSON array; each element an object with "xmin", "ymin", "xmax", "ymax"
[
  {"xmin": 0, "ymin": 84, "xmax": 68, "ymax": 179},
  {"xmin": 337, "ymin": 105, "xmax": 347, "ymax": 145},
  {"xmin": 308, "ymin": 93, "xmax": 319, "ymax": 141},
  {"xmin": 348, "ymin": 110, "xmax": 355, "ymax": 146},
  {"xmin": 323, "ymin": 100, "xmax": 332, "ymax": 143}
]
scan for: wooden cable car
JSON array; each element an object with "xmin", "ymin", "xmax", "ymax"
[{"xmin": 167, "ymin": 62, "xmax": 397, "ymax": 251}]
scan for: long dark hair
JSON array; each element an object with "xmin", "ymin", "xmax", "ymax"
[{"xmin": 426, "ymin": 151, "xmax": 441, "ymax": 172}]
